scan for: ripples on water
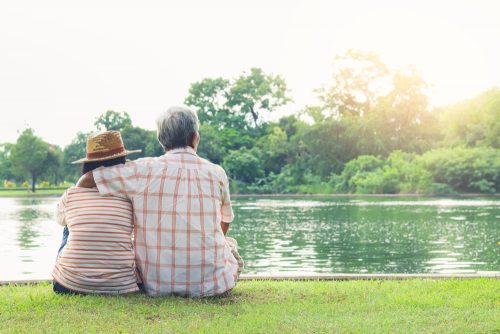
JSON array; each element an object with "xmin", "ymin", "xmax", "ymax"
[
  {"xmin": 231, "ymin": 197, "xmax": 500, "ymax": 275},
  {"xmin": 0, "ymin": 196, "xmax": 498, "ymax": 280}
]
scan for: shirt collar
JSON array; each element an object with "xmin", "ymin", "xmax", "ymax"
[{"xmin": 165, "ymin": 146, "xmax": 197, "ymax": 156}]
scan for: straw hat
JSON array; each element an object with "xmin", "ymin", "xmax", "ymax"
[{"xmin": 72, "ymin": 131, "xmax": 141, "ymax": 164}]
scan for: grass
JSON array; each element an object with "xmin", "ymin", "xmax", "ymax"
[
  {"xmin": 0, "ymin": 189, "xmax": 65, "ymax": 197},
  {"xmin": 1, "ymin": 279, "xmax": 498, "ymax": 333}
]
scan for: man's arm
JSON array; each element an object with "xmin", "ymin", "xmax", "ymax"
[
  {"xmin": 88, "ymin": 161, "xmax": 141, "ymax": 199},
  {"xmin": 219, "ymin": 167, "xmax": 234, "ymax": 236}
]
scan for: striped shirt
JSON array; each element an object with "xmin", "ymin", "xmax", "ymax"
[
  {"xmin": 93, "ymin": 146, "xmax": 238, "ymax": 297},
  {"xmin": 52, "ymin": 187, "xmax": 139, "ymax": 294}
]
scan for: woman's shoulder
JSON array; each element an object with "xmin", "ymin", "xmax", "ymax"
[
  {"xmin": 65, "ymin": 186, "xmax": 131, "ymax": 205},
  {"xmin": 66, "ymin": 186, "xmax": 99, "ymax": 195}
]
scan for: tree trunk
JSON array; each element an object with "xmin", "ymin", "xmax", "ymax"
[
  {"xmin": 250, "ymin": 106, "xmax": 258, "ymax": 126},
  {"xmin": 31, "ymin": 174, "xmax": 36, "ymax": 193}
]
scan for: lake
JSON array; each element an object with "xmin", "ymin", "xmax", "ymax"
[{"xmin": 0, "ymin": 195, "xmax": 499, "ymax": 281}]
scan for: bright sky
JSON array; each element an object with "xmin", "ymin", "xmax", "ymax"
[{"xmin": 1, "ymin": 0, "xmax": 499, "ymax": 147}]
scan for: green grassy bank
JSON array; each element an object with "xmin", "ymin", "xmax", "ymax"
[{"xmin": 1, "ymin": 279, "xmax": 498, "ymax": 333}]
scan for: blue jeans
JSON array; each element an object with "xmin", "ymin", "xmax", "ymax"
[{"xmin": 57, "ymin": 226, "xmax": 69, "ymax": 256}]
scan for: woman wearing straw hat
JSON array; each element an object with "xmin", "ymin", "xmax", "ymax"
[{"xmin": 52, "ymin": 131, "xmax": 142, "ymax": 294}]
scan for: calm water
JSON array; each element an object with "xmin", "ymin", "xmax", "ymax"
[{"xmin": 0, "ymin": 196, "xmax": 499, "ymax": 280}]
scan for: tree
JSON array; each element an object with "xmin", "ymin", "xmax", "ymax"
[
  {"xmin": 439, "ymin": 88, "xmax": 500, "ymax": 148},
  {"xmin": 44, "ymin": 145, "xmax": 63, "ymax": 185},
  {"xmin": 0, "ymin": 143, "xmax": 14, "ymax": 182},
  {"xmin": 10, "ymin": 129, "xmax": 51, "ymax": 192},
  {"xmin": 185, "ymin": 68, "xmax": 291, "ymax": 129},
  {"xmin": 255, "ymin": 126, "xmax": 289, "ymax": 175},
  {"xmin": 319, "ymin": 49, "xmax": 390, "ymax": 118},
  {"xmin": 223, "ymin": 149, "xmax": 264, "ymax": 184},
  {"xmin": 62, "ymin": 132, "xmax": 88, "ymax": 182},
  {"xmin": 184, "ymin": 78, "xmax": 235, "ymax": 127},
  {"xmin": 94, "ymin": 111, "xmax": 133, "ymax": 131},
  {"xmin": 121, "ymin": 126, "xmax": 161, "ymax": 159},
  {"xmin": 196, "ymin": 124, "xmax": 226, "ymax": 164},
  {"xmin": 376, "ymin": 67, "xmax": 437, "ymax": 153},
  {"xmin": 227, "ymin": 68, "xmax": 291, "ymax": 126}
]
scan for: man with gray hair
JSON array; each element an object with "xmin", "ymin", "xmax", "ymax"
[{"xmin": 78, "ymin": 106, "xmax": 243, "ymax": 297}]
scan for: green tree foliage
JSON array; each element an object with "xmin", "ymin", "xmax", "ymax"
[
  {"xmin": 438, "ymin": 88, "xmax": 500, "ymax": 148},
  {"xmin": 223, "ymin": 149, "xmax": 264, "ymax": 184},
  {"xmin": 419, "ymin": 147, "xmax": 500, "ymax": 193},
  {"xmin": 10, "ymin": 129, "xmax": 52, "ymax": 192},
  {"xmin": 254, "ymin": 126, "xmax": 289, "ymax": 175},
  {"xmin": 121, "ymin": 126, "xmax": 163, "ymax": 159},
  {"xmin": 226, "ymin": 68, "xmax": 291, "ymax": 126},
  {"xmin": 0, "ymin": 143, "xmax": 14, "ymax": 182},
  {"xmin": 376, "ymin": 68, "xmax": 439, "ymax": 153},
  {"xmin": 330, "ymin": 148, "xmax": 499, "ymax": 194},
  {"xmin": 317, "ymin": 51, "xmax": 437, "ymax": 155},
  {"xmin": 197, "ymin": 124, "xmax": 226, "ymax": 164},
  {"xmin": 44, "ymin": 145, "xmax": 64, "ymax": 185},
  {"xmin": 62, "ymin": 132, "xmax": 88, "ymax": 182},
  {"xmin": 1, "ymin": 53, "xmax": 499, "ymax": 195},
  {"xmin": 185, "ymin": 68, "xmax": 291, "ymax": 129},
  {"xmin": 95, "ymin": 111, "xmax": 133, "ymax": 131},
  {"xmin": 319, "ymin": 49, "xmax": 390, "ymax": 118}
]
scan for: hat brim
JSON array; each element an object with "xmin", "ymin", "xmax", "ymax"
[{"xmin": 71, "ymin": 149, "xmax": 142, "ymax": 164}]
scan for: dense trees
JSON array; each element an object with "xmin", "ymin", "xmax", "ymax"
[
  {"xmin": 9, "ymin": 129, "xmax": 52, "ymax": 192},
  {"xmin": 0, "ymin": 55, "xmax": 499, "ymax": 194}
]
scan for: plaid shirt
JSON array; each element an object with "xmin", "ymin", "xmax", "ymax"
[{"xmin": 93, "ymin": 147, "xmax": 238, "ymax": 297}]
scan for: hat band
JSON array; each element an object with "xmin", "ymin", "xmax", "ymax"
[{"xmin": 86, "ymin": 146, "xmax": 125, "ymax": 159}]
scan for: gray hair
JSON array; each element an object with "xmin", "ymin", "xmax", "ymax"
[{"xmin": 156, "ymin": 106, "xmax": 199, "ymax": 151}]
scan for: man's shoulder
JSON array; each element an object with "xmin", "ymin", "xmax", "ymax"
[
  {"xmin": 196, "ymin": 157, "xmax": 227, "ymax": 176},
  {"xmin": 127, "ymin": 156, "xmax": 163, "ymax": 168}
]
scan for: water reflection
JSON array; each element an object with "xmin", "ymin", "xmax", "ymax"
[
  {"xmin": 0, "ymin": 197, "xmax": 61, "ymax": 280},
  {"xmin": 0, "ymin": 196, "xmax": 499, "ymax": 280},
  {"xmin": 231, "ymin": 197, "xmax": 500, "ymax": 274}
]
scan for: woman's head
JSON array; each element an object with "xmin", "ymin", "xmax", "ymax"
[
  {"xmin": 71, "ymin": 131, "xmax": 141, "ymax": 174},
  {"xmin": 81, "ymin": 156, "xmax": 126, "ymax": 175}
]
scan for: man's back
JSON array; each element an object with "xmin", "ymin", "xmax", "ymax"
[{"xmin": 93, "ymin": 147, "xmax": 238, "ymax": 296}]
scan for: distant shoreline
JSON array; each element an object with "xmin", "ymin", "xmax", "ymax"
[
  {"xmin": 0, "ymin": 188, "xmax": 498, "ymax": 198},
  {"xmin": 231, "ymin": 193, "xmax": 500, "ymax": 198}
]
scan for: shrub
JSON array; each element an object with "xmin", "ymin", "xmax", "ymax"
[
  {"xmin": 37, "ymin": 181, "xmax": 51, "ymax": 188},
  {"xmin": 223, "ymin": 149, "xmax": 264, "ymax": 185},
  {"xmin": 3, "ymin": 180, "xmax": 14, "ymax": 188},
  {"xmin": 419, "ymin": 147, "xmax": 500, "ymax": 193}
]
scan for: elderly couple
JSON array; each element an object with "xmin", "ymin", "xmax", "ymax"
[{"xmin": 52, "ymin": 106, "xmax": 243, "ymax": 297}]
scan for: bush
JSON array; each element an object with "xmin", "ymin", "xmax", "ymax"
[
  {"xmin": 419, "ymin": 147, "xmax": 500, "ymax": 193},
  {"xmin": 57, "ymin": 181, "xmax": 73, "ymax": 188},
  {"xmin": 37, "ymin": 181, "xmax": 51, "ymax": 188},
  {"xmin": 327, "ymin": 148, "xmax": 500, "ymax": 195},
  {"xmin": 3, "ymin": 180, "xmax": 14, "ymax": 188},
  {"xmin": 330, "ymin": 155, "xmax": 384, "ymax": 193},
  {"xmin": 223, "ymin": 149, "xmax": 264, "ymax": 185}
]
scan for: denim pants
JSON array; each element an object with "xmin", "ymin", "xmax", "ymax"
[
  {"xmin": 53, "ymin": 226, "xmax": 73, "ymax": 294},
  {"xmin": 57, "ymin": 226, "xmax": 69, "ymax": 257}
]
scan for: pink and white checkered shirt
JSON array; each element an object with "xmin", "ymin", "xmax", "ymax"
[{"xmin": 93, "ymin": 147, "xmax": 238, "ymax": 297}]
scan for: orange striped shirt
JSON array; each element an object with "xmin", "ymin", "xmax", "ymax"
[{"xmin": 52, "ymin": 187, "xmax": 139, "ymax": 294}]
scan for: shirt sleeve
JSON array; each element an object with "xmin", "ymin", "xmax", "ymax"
[
  {"xmin": 219, "ymin": 167, "xmax": 234, "ymax": 223},
  {"xmin": 93, "ymin": 161, "xmax": 141, "ymax": 200},
  {"xmin": 56, "ymin": 190, "xmax": 68, "ymax": 226}
]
